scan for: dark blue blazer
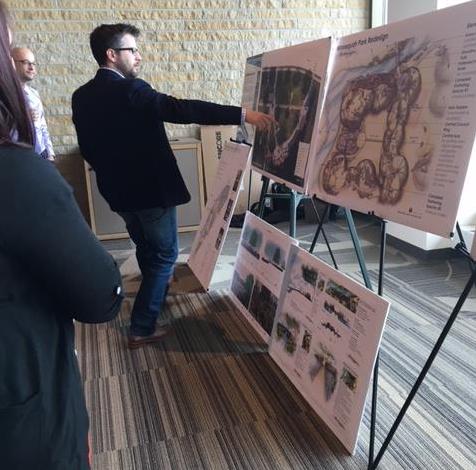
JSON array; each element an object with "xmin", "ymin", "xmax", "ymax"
[{"xmin": 72, "ymin": 68, "xmax": 242, "ymax": 212}]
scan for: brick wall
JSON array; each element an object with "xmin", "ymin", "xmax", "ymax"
[{"xmin": 11, "ymin": 0, "xmax": 369, "ymax": 154}]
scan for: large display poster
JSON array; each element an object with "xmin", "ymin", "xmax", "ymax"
[
  {"xmin": 308, "ymin": 2, "xmax": 476, "ymax": 238},
  {"xmin": 269, "ymin": 245, "xmax": 390, "ymax": 454},
  {"xmin": 230, "ymin": 212, "xmax": 298, "ymax": 341},
  {"xmin": 188, "ymin": 142, "xmax": 251, "ymax": 289},
  {"xmin": 251, "ymin": 38, "xmax": 332, "ymax": 192}
]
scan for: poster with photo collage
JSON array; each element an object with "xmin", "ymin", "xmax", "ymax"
[
  {"xmin": 229, "ymin": 212, "xmax": 298, "ymax": 341},
  {"xmin": 268, "ymin": 245, "xmax": 390, "ymax": 453}
]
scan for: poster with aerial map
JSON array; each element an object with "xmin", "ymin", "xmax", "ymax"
[
  {"xmin": 250, "ymin": 38, "xmax": 331, "ymax": 192},
  {"xmin": 308, "ymin": 2, "xmax": 476, "ymax": 237}
]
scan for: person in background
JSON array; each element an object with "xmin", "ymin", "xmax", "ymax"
[
  {"xmin": 72, "ymin": 23, "xmax": 275, "ymax": 349},
  {"xmin": 0, "ymin": 3, "xmax": 123, "ymax": 468},
  {"xmin": 11, "ymin": 46, "xmax": 56, "ymax": 161}
]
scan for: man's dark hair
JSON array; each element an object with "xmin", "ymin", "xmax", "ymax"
[{"xmin": 90, "ymin": 23, "xmax": 140, "ymax": 66}]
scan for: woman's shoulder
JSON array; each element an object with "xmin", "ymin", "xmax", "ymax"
[
  {"xmin": 0, "ymin": 145, "xmax": 70, "ymax": 198},
  {"xmin": 0, "ymin": 144, "xmax": 42, "ymax": 165}
]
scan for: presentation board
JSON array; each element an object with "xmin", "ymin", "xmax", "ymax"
[
  {"xmin": 268, "ymin": 244, "xmax": 390, "ymax": 454},
  {"xmin": 249, "ymin": 38, "xmax": 331, "ymax": 192},
  {"xmin": 230, "ymin": 212, "xmax": 298, "ymax": 341},
  {"xmin": 200, "ymin": 125, "xmax": 237, "ymax": 202},
  {"xmin": 188, "ymin": 142, "xmax": 251, "ymax": 290},
  {"xmin": 308, "ymin": 1, "xmax": 476, "ymax": 237}
]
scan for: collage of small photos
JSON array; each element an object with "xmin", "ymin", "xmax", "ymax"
[
  {"xmin": 230, "ymin": 212, "xmax": 297, "ymax": 341},
  {"xmin": 268, "ymin": 244, "xmax": 389, "ymax": 453},
  {"xmin": 228, "ymin": 214, "xmax": 389, "ymax": 453}
]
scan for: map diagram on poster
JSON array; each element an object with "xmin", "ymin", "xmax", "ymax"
[
  {"xmin": 308, "ymin": 2, "xmax": 476, "ymax": 237},
  {"xmin": 188, "ymin": 142, "xmax": 251, "ymax": 289},
  {"xmin": 250, "ymin": 38, "xmax": 331, "ymax": 192},
  {"xmin": 269, "ymin": 245, "xmax": 389, "ymax": 454},
  {"xmin": 230, "ymin": 212, "xmax": 297, "ymax": 341}
]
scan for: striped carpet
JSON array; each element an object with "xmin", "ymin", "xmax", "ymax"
[{"xmin": 76, "ymin": 215, "xmax": 476, "ymax": 469}]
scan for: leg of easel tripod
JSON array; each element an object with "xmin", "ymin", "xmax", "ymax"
[
  {"xmin": 368, "ymin": 219, "xmax": 387, "ymax": 469},
  {"xmin": 345, "ymin": 208, "xmax": 373, "ymax": 290},
  {"xmin": 371, "ymin": 267, "xmax": 476, "ymax": 469},
  {"xmin": 289, "ymin": 191, "xmax": 302, "ymax": 238},
  {"xmin": 247, "ymin": 169, "xmax": 253, "ymax": 211},
  {"xmin": 309, "ymin": 198, "xmax": 338, "ymax": 269},
  {"xmin": 258, "ymin": 176, "xmax": 270, "ymax": 219},
  {"xmin": 310, "ymin": 201, "xmax": 330, "ymax": 254}
]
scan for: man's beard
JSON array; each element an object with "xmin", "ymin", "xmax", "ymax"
[{"xmin": 120, "ymin": 64, "xmax": 139, "ymax": 79}]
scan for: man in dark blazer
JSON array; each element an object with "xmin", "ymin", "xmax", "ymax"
[{"xmin": 72, "ymin": 23, "xmax": 273, "ymax": 348}]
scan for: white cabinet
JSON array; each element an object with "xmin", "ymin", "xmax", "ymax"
[{"xmin": 85, "ymin": 138, "xmax": 205, "ymax": 240}]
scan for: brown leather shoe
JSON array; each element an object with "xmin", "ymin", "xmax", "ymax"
[{"xmin": 128, "ymin": 325, "xmax": 173, "ymax": 349}]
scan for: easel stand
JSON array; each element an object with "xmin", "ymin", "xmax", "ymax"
[
  {"xmin": 303, "ymin": 201, "xmax": 388, "ymax": 466},
  {"xmin": 257, "ymin": 175, "xmax": 303, "ymax": 238},
  {"xmin": 257, "ymin": 176, "xmax": 343, "ymax": 272},
  {"xmin": 310, "ymin": 208, "xmax": 389, "ymax": 467},
  {"xmin": 368, "ymin": 218, "xmax": 387, "ymax": 468},
  {"xmin": 309, "ymin": 200, "xmax": 374, "ymax": 290},
  {"xmin": 368, "ymin": 225, "xmax": 476, "ymax": 469}
]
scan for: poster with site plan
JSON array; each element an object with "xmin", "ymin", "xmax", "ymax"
[
  {"xmin": 188, "ymin": 142, "xmax": 251, "ymax": 290},
  {"xmin": 308, "ymin": 2, "xmax": 476, "ymax": 238},
  {"xmin": 268, "ymin": 245, "xmax": 390, "ymax": 454},
  {"xmin": 230, "ymin": 212, "xmax": 298, "ymax": 342},
  {"xmin": 250, "ymin": 38, "xmax": 331, "ymax": 192}
]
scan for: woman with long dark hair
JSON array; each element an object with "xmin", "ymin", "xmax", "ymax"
[
  {"xmin": 0, "ymin": 7, "xmax": 32, "ymax": 146},
  {"xmin": 0, "ymin": 2, "xmax": 123, "ymax": 468}
]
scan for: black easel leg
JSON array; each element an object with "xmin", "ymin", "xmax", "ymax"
[
  {"xmin": 310, "ymin": 198, "xmax": 339, "ymax": 270},
  {"xmin": 308, "ymin": 198, "xmax": 338, "ymax": 269},
  {"xmin": 371, "ymin": 267, "xmax": 476, "ymax": 469},
  {"xmin": 289, "ymin": 191, "xmax": 298, "ymax": 238},
  {"xmin": 258, "ymin": 177, "xmax": 270, "ymax": 219},
  {"xmin": 456, "ymin": 222, "xmax": 466, "ymax": 250},
  {"xmin": 368, "ymin": 219, "xmax": 387, "ymax": 469},
  {"xmin": 247, "ymin": 169, "xmax": 252, "ymax": 211},
  {"xmin": 310, "ymin": 201, "xmax": 330, "ymax": 254},
  {"xmin": 345, "ymin": 208, "xmax": 373, "ymax": 291}
]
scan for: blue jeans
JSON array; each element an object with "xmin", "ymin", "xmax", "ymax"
[{"xmin": 118, "ymin": 206, "xmax": 178, "ymax": 336}]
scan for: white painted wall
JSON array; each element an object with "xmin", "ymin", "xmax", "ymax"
[{"xmin": 387, "ymin": 0, "xmax": 437, "ymax": 23}]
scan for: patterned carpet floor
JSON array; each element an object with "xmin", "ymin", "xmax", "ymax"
[{"xmin": 75, "ymin": 214, "xmax": 476, "ymax": 469}]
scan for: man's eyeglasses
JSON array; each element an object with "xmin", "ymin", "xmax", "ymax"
[
  {"xmin": 14, "ymin": 59, "xmax": 37, "ymax": 67},
  {"xmin": 113, "ymin": 47, "xmax": 140, "ymax": 55}
]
